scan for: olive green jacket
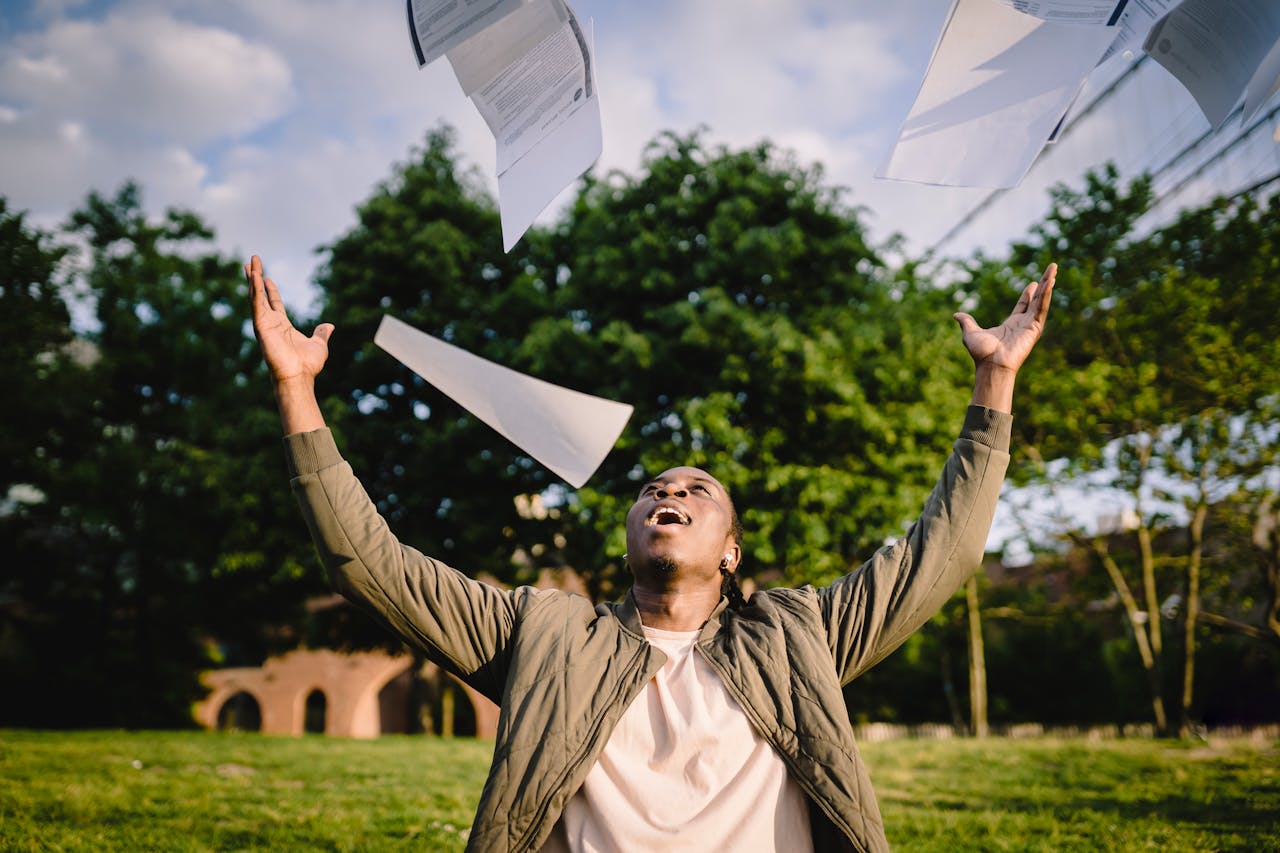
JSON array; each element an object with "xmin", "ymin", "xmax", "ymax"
[{"xmin": 283, "ymin": 405, "xmax": 1011, "ymax": 853}]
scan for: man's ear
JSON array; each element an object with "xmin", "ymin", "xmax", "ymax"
[{"xmin": 722, "ymin": 543, "xmax": 742, "ymax": 573}]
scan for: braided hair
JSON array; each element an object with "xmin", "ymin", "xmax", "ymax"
[{"xmin": 719, "ymin": 495, "xmax": 748, "ymax": 611}]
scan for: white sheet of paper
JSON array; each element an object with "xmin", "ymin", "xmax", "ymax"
[
  {"xmin": 878, "ymin": 0, "xmax": 1115, "ymax": 188},
  {"xmin": 1242, "ymin": 35, "xmax": 1280, "ymax": 123},
  {"xmin": 496, "ymin": 75, "xmax": 600, "ymax": 250},
  {"xmin": 447, "ymin": 0, "xmax": 567, "ymax": 97},
  {"xmin": 991, "ymin": 0, "xmax": 1129, "ymax": 26},
  {"xmin": 373, "ymin": 315, "xmax": 632, "ymax": 488},
  {"xmin": 1144, "ymin": 0, "xmax": 1280, "ymax": 127},
  {"xmin": 445, "ymin": 1, "xmax": 601, "ymax": 251},
  {"xmin": 1098, "ymin": 0, "xmax": 1177, "ymax": 64},
  {"xmin": 406, "ymin": 0, "xmax": 523, "ymax": 68}
]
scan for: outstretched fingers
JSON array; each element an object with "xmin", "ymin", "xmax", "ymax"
[
  {"xmin": 246, "ymin": 256, "xmax": 271, "ymax": 321},
  {"xmin": 1013, "ymin": 280, "xmax": 1034, "ymax": 316},
  {"xmin": 264, "ymin": 277, "xmax": 286, "ymax": 313},
  {"xmin": 1032, "ymin": 263, "xmax": 1057, "ymax": 327}
]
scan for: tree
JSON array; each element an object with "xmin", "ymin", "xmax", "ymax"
[
  {"xmin": 0, "ymin": 199, "xmax": 74, "ymax": 490},
  {"xmin": 537, "ymin": 131, "xmax": 972, "ymax": 595},
  {"xmin": 312, "ymin": 128, "xmax": 557, "ymax": 599},
  {"xmin": 313, "ymin": 129, "xmax": 976, "ymax": 605},
  {"xmin": 0, "ymin": 185, "xmax": 320, "ymax": 727},
  {"xmin": 966, "ymin": 169, "xmax": 1280, "ymax": 734}
]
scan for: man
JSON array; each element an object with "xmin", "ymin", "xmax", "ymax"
[{"xmin": 247, "ymin": 255, "xmax": 1054, "ymax": 852}]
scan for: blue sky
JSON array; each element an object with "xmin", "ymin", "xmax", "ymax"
[
  {"xmin": 4, "ymin": 0, "xmax": 1269, "ymax": 550},
  {"xmin": 0, "ymin": 0, "xmax": 1008, "ymax": 312}
]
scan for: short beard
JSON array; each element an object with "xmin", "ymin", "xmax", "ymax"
[{"xmin": 652, "ymin": 556, "xmax": 679, "ymax": 575}]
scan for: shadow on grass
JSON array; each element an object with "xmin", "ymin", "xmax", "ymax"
[{"xmin": 931, "ymin": 789, "xmax": 1279, "ymax": 833}]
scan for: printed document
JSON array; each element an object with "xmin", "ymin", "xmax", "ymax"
[
  {"xmin": 1145, "ymin": 0, "xmax": 1280, "ymax": 126},
  {"xmin": 992, "ymin": 0, "xmax": 1130, "ymax": 26},
  {"xmin": 407, "ymin": 0, "xmax": 602, "ymax": 251},
  {"xmin": 1098, "ymin": 0, "xmax": 1178, "ymax": 64},
  {"xmin": 406, "ymin": 0, "xmax": 523, "ymax": 68},
  {"xmin": 447, "ymin": 0, "xmax": 601, "ymax": 250}
]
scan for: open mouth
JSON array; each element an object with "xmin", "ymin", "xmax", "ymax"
[{"xmin": 646, "ymin": 506, "xmax": 690, "ymax": 527}]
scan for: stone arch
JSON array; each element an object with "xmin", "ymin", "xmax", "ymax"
[
  {"xmin": 195, "ymin": 649, "xmax": 500, "ymax": 738},
  {"xmin": 304, "ymin": 688, "xmax": 327, "ymax": 734},
  {"xmin": 215, "ymin": 690, "xmax": 262, "ymax": 732},
  {"xmin": 195, "ymin": 670, "xmax": 268, "ymax": 732}
]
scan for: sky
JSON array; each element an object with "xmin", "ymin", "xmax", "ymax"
[
  {"xmin": 3, "ymin": 0, "xmax": 1272, "ymax": 551},
  {"xmin": 0, "ymin": 0, "xmax": 1004, "ymax": 314}
]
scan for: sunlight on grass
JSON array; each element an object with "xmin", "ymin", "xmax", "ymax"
[{"xmin": 1, "ymin": 731, "xmax": 1276, "ymax": 851}]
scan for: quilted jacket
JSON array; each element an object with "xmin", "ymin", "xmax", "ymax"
[{"xmin": 283, "ymin": 405, "xmax": 1011, "ymax": 852}]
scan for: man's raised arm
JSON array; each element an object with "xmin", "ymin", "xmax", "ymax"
[
  {"xmin": 819, "ymin": 264, "xmax": 1056, "ymax": 684},
  {"xmin": 246, "ymin": 256, "xmax": 517, "ymax": 701}
]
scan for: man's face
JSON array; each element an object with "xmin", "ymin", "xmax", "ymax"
[{"xmin": 624, "ymin": 466, "xmax": 739, "ymax": 585}]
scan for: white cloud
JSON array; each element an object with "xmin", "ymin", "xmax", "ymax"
[
  {"xmin": 0, "ymin": 10, "xmax": 293, "ymax": 147},
  {"xmin": 0, "ymin": 0, "xmax": 973, "ymax": 311}
]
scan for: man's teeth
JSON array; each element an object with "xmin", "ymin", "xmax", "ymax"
[{"xmin": 647, "ymin": 507, "xmax": 690, "ymax": 526}]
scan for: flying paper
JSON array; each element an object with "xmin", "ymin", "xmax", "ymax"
[
  {"xmin": 405, "ymin": 0, "xmax": 523, "ymax": 68},
  {"xmin": 1098, "ymin": 0, "xmax": 1179, "ymax": 65},
  {"xmin": 373, "ymin": 315, "xmax": 632, "ymax": 488},
  {"xmin": 408, "ymin": 0, "xmax": 602, "ymax": 252},
  {"xmin": 1145, "ymin": 0, "xmax": 1280, "ymax": 127},
  {"xmin": 991, "ymin": 0, "xmax": 1130, "ymax": 27},
  {"xmin": 1243, "ymin": 38, "xmax": 1280, "ymax": 123},
  {"xmin": 878, "ymin": 0, "xmax": 1116, "ymax": 188}
]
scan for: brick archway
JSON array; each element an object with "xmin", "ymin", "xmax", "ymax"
[{"xmin": 195, "ymin": 649, "xmax": 500, "ymax": 738}]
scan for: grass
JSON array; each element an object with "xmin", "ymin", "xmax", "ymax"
[
  {"xmin": 1, "ymin": 731, "xmax": 1276, "ymax": 852},
  {"xmin": 861, "ymin": 737, "xmax": 1280, "ymax": 852}
]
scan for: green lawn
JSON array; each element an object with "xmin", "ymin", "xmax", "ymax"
[{"xmin": 1, "ymin": 730, "xmax": 1276, "ymax": 852}]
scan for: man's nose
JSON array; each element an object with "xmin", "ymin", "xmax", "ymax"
[{"xmin": 655, "ymin": 486, "xmax": 687, "ymax": 499}]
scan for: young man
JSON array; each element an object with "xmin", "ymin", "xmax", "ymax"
[{"xmin": 248, "ymin": 255, "xmax": 1054, "ymax": 852}]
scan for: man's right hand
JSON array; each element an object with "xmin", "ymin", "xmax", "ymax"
[
  {"xmin": 246, "ymin": 255, "xmax": 334, "ymax": 386},
  {"xmin": 246, "ymin": 255, "xmax": 333, "ymax": 434}
]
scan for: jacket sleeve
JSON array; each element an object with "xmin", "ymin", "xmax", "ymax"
[
  {"xmin": 283, "ymin": 428, "xmax": 516, "ymax": 701},
  {"xmin": 817, "ymin": 405, "xmax": 1011, "ymax": 685}
]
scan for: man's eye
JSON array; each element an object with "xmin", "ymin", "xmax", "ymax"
[{"xmin": 693, "ymin": 485, "xmax": 709, "ymax": 493}]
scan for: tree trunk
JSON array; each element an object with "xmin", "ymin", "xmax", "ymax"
[
  {"xmin": 1256, "ymin": 496, "xmax": 1280, "ymax": 642},
  {"xmin": 1138, "ymin": 523, "xmax": 1162, "ymax": 661},
  {"xmin": 966, "ymin": 574, "xmax": 989, "ymax": 738},
  {"xmin": 1091, "ymin": 536, "xmax": 1170, "ymax": 735},
  {"xmin": 1180, "ymin": 501, "xmax": 1208, "ymax": 737},
  {"xmin": 440, "ymin": 680, "xmax": 455, "ymax": 738}
]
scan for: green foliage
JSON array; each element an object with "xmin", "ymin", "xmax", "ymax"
[
  {"xmin": 966, "ymin": 167, "xmax": 1280, "ymax": 475},
  {"xmin": 0, "ymin": 187, "xmax": 322, "ymax": 727},
  {"xmin": 0, "ymin": 199, "xmax": 73, "ymax": 489},
  {"xmin": 8, "ymin": 132, "xmax": 1279, "ymax": 733},
  {"xmin": 963, "ymin": 167, "xmax": 1280, "ymax": 731},
  {"xmin": 541, "ymin": 132, "xmax": 971, "ymax": 592},
  {"xmin": 312, "ymin": 129, "xmax": 558, "ymax": 597},
  {"xmin": 312, "ymin": 129, "xmax": 974, "ymax": 599}
]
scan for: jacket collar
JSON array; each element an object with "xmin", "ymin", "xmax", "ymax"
[{"xmin": 617, "ymin": 589, "xmax": 731, "ymax": 642}]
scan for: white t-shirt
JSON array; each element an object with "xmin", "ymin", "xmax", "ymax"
[{"xmin": 542, "ymin": 625, "xmax": 814, "ymax": 852}]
